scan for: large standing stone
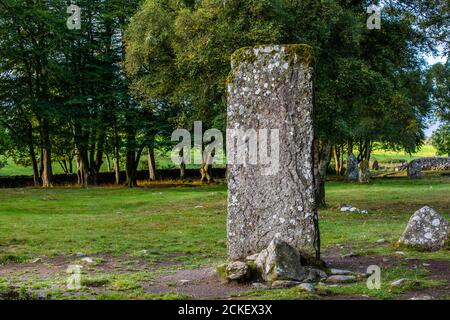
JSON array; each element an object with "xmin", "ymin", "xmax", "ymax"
[
  {"xmin": 359, "ymin": 160, "xmax": 370, "ymax": 183},
  {"xmin": 226, "ymin": 45, "xmax": 319, "ymax": 262},
  {"xmin": 398, "ymin": 206, "xmax": 449, "ymax": 251},
  {"xmin": 346, "ymin": 153, "xmax": 359, "ymax": 182}
]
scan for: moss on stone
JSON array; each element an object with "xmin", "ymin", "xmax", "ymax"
[
  {"xmin": 246, "ymin": 260, "xmax": 260, "ymax": 280},
  {"xmin": 216, "ymin": 263, "xmax": 229, "ymax": 283},
  {"xmin": 231, "ymin": 44, "xmax": 313, "ymax": 69},
  {"xmin": 226, "ymin": 44, "xmax": 314, "ymax": 87},
  {"xmin": 283, "ymin": 44, "xmax": 314, "ymax": 67},
  {"xmin": 231, "ymin": 47, "xmax": 257, "ymax": 66},
  {"xmin": 226, "ymin": 70, "xmax": 235, "ymax": 86}
]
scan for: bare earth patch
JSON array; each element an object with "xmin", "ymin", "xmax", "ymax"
[{"xmin": 145, "ymin": 266, "xmax": 252, "ymax": 299}]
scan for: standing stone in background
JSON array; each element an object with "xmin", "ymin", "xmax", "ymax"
[
  {"xmin": 346, "ymin": 153, "xmax": 359, "ymax": 182},
  {"xmin": 226, "ymin": 45, "xmax": 319, "ymax": 262},
  {"xmin": 372, "ymin": 160, "xmax": 379, "ymax": 171},
  {"xmin": 359, "ymin": 160, "xmax": 370, "ymax": 183},
  {"xmin": 407, "ymin": 160, "xmax": 422, "ymax": 179}
]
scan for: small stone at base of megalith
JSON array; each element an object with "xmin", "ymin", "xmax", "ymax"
[
  {"xmin": 225, "ymin": 261, "xmax": 250, "ymax": 282},
  {"xmin": 255, "ymin": 239, "xmax": 308, "ymax": 283}
]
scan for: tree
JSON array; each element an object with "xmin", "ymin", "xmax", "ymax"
[
  {"xmin": 0, "ymin": 0, "xmax": 143, "ymax": 187},
  {"xmin": 0, "ymin": 125, "xmax": 10, "ymax": 171},
  {"xmin": 125, "ymin": 0, "xmax": 437, "ymax": 205},
  {"xmin": 58, "ymin": 0, "xmax": 141, "ymax": 187},
  {"xmin": 428, "ymin": 62, "xmax": 450, "ymax": 122},
  {"xmin": 432, "ymin": 124, "xmax": 450, "ymax": 156},
  {"xmin": 0, "ymin": 0, "xmax": 69, "ymax": 187}
]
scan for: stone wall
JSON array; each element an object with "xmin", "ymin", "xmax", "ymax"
[
  {"xmin": 412, "ymin": 157, "xmax": 450, "ymax": 171},
  {"xmin": 397, "ymin": 157, "xmax": 450, "ymax": 172}
]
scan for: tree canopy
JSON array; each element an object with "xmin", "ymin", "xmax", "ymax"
[
  {"xmin": 0, "ymin": 0, "xmax": 447, "ymax": 192},
  {"xmin": 125, "ymin": 0, "xmax": 439, "ymax": 156}
]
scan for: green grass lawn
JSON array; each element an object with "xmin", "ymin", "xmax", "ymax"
[{"xmin": 0, "ymin": 176, "xmax": 448, "ymax": 300}]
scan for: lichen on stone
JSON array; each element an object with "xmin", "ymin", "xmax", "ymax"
[{"xmin": 226, "ymin": 44, "xmax": 314, "ymax": 88}]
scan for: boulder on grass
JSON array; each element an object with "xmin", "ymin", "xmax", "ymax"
[
  {"xmin": 255, "ymin": 239, "xmax": 307, "ymax": 283},
  {"xmin": 398, "ymin": 206, "xmax": 449, "ymax": 251}
]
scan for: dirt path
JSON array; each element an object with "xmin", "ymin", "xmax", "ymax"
[{"xmin": 144, "ymin": 266, "xmax": 252, "ymax": 299}]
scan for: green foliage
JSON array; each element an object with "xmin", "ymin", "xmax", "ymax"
[
  {"xmin": 428, "ymin": 62, "xmax": 450, "ymax": 122},
  {"xmin": 432, "ymin": 124, "xmax": 450, "ymax": 156},
  {"xmin": 0, "ymin": 0, "xmax": 446, "ymax": 189},
  {"xmin": 126, "ymin": 0, "xmax": 438, "ymax": 154},
  {"xmin": 0, "ymin": 126, "xmax": 10, "ymax": 171}
]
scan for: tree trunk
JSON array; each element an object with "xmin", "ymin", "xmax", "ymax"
[
  {"xmin": 68, "ymin": 157, "xmax": 73, "ymax": 174},
  {"xmin": 125, "ymin": 146, "xmax": 144, "ymax": 187},
  {"xmin": 28, "ymin": 140, "xmax": 39, "ymax": 187},
  {"xmin": 77, "ymin": 149, "xmax": 89, "ymax": 188},
  {"xmin": 76, "ymin": 157, "xmax": 81, "ymax": 185},
  {"xmin": 114, "ymin": 154, "xmax": 120, "ymax": 184},
  {"xmin": 333, "ymin": 145, "xmax": 344, "ymax": 176},
  {"xmin": 348, "ymin": 140, "xmax": 353, "ymax": 155},
  {"xmin": 315, "ymin": 140, "xmax": 332, "ymax": 208},
  {"xmin": 179, "ymin": 149, "xmax": 186, "ymax": 180},
  {"xmin": 106, "ymin": 153, "xmax": 112, "ymax": 173},
  {"xmin": 113, "ymin": 128, "xmax": 120, "ymax": 184},
  {"xmin": 366, "ymin": 140, "xmax": 373, "ymax": 162},
  {"xmin": 147, "ymin": 146, "xmax": 156, "ymax": 181},
  {"xmin": 125, "ymin": 150, "xmax": 136, "ymax": 187},
  {"xmin": 90, "ymin": 125, "xmax": 105, "ymax": 185},
  {"xmin": 200, "ymin": 151, "xmax": 214, "ymax": 183},
  {"xmin": 40, "ymin": 119, "xmax": 53, "ymax": 188},
  {"xmin": 59, "ymin": 160, "xmax": 69, "ymax": 174},
  {"xmin": 125, "ymin": 123, "xmax": 143, "ymax": 187}
]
